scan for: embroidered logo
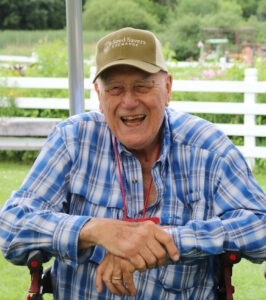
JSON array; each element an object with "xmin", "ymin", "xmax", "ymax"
[{"xmin": 104, "ymin": 36, "xmax": 146, "ymax": 53}]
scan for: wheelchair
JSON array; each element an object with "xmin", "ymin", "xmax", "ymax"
[{"xmin": 26, "ymin": 250, "xmax": 241, "ymax": 300}]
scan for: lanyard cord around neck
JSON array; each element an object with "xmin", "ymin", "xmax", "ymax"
[{"xmin": 114, "ymin": 136, "xmax": 160, "ymax": 221}]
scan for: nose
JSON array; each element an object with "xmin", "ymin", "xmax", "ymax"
[{"xmin": 121, "ymin": 89, "xmax": 139, "ymax": 109}]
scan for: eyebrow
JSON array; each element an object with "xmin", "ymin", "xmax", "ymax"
[{"xmin": 101, "ymin": 74, "xmax": 154, "ymax": 85}]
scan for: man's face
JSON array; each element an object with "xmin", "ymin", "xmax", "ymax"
[{"xmin": 95, "ymin": 66, "xmax": 172, "ymax": 153}]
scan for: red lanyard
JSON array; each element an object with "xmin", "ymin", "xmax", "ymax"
[{"xmin": 114, "ymin": 137, "xmax": 160, "ymax": 224}]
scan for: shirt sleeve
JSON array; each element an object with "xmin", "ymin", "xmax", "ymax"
[
  {"xmin": 0, "ymin": 126, "xmax": 90, "ymax": 269},
  {"xmin": 165, "ymin": 148, "xmax": 266, "ymax": 264}
]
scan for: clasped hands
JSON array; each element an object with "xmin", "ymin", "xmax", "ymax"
[{"xmin": 79, "ymin": 218, "xmax": 179, "ymax": 297}]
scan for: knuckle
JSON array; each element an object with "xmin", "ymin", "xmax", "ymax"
[
  {"xmin": 148, "ymin": 255, "xmax": 157, "ymax": 265},
  {"xmin": 157, "ymin": 248, "xmax": 167, "ymax": 259},
  {"xmin": 103, "ymin": 276, "xmax": 110, "ymax": 283}
]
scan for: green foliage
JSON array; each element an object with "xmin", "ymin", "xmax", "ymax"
[
  {"xmin": 1, "ymin": 30, "xmax": 266, "ymax": 169},
  {"xmin": 201, "ymin": 1, "xmax": 243, "ymax": 29},
  {"xmin": 246, "ymin": 16, "xmax": 266, "ymax": 43},
  {"xmin": 0, "ymin": 93, "xmax": 17, "ymax": 116},
  {"xmin": 254, "ymin": 158, "xmax": 266, "ymax": 173},
  {"xmin": 133, "ymin": 0, "xmax": 175, "ymax": 26},
  {"xmin": 176, "ymin": 0, "xmax": 219, "ymax": 17},
  {"xmin": 165, "ymin": 14, "xmax": 202, "ymax": 60},
  {"xmin": 27, "ymin": 39, "xmax": 69, "ymax": 77},
  {"xmin": 0, "ymin": 39, "xmax": 72, "ymax": 123},
  {"xmin": 83, "ymin": 0, "xmax": 158, "ymax": 31},
  {"xmin": 0, "ymin": 0, "xmax": 67, "ymax": 30},
  {"xmin": 165, "ymin": 0, "xmax": 245, "ymax": 60},
  {"xmin": 0, "ymin": 30, "xmax": 67, "ymax": 56},
  {"xmin": 1, "ymin": 0, "xmax": 266, "ymax": 62},
  {"xmin": 0, "ymin": 150, "xmax": 39, "ymax": 163},
  {"xmin": 235, "ymin": 0, "xmax": 259, "ymax": 19},
  {"xmin": 257, "ymin": 0, "xmax": 266, "ymax": 21},
  {"xmin": 163, "ymin": 0, "xmax": 266, "ymax": 60}
]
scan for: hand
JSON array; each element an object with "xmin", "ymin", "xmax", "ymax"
[
  {"xmin": 95, "ymin": 253, "xmax": 136, "ymax": 297},
  {"xmin": 79, "ymin": 218, "xmax": 179, "ymax": 271}
]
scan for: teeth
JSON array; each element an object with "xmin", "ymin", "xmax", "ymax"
[{"xmin": 121, "ymin": 114, "xmax": 145, "ymax": 121}]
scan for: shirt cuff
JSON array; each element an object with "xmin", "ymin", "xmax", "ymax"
[{"xmin": 52, "ymin": 214, "xmax": 90, "ymax": 268}]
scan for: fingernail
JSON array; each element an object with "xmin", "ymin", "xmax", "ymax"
[{"xmin": 173, "ymin": 254, "xmax": 179, "ymax": 261}]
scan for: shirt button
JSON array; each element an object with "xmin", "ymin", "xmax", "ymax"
[{"xmin": 132, "ymin": 179, "xmax": 138, "ymax": 184}]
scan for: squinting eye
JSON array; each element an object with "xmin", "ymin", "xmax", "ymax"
[
  {"xmin": 134, "ymin": 83, "xmax": 153, "ymax": 94},
  {"xmin": 107, "ymin": 86, "xmax": 124, "ymax": 95}
]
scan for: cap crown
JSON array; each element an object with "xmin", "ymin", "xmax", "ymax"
[{"xmin": 93, "ymin": 27, "xmax": 167, "ymax": 82}]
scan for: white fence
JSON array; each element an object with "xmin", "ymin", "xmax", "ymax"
[{"xmin": 0, "ymin": 67, "xmax": 266, "ymax": 168}]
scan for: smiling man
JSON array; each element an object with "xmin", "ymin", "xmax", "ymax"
[
  {"xmin": 95, "ymin": 66, "xmax": 171, "ymax": 162},
  {"xmin": 0, "ymin": 28, "xmax": 265, "ymax": 300}
]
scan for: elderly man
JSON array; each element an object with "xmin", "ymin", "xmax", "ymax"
[{"xmin": 0, "ymin": 27, "xmax": 265, "ymax": 299}]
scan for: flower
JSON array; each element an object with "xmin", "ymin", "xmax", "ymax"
[
  {"xmin": 197, "ymin": 41, "xmax": 204, "ymax": 48},
  {"xmin": 202, "ymin": 69, "xmax": 216, "ymax": 79}
]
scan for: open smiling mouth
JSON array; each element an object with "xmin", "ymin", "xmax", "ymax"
[{"xmin": 121, "ymin": 114, "xmax": 146, "ymax": 126}]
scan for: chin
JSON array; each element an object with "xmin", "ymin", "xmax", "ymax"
[{"xmin": 121, "ymin": 138, "xmax": 146, "ymax": 150}]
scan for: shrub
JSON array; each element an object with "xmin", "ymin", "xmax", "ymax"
[
  {"xmin": 82, "ymin": 0, "xmax": 158, "ymax": 31},
  {"xmin": 0, "ymin": 0, "xmax": 66, "ymax": 30}
]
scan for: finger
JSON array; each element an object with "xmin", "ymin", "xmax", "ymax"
[
  {"xmin": 105, "ymin": 279, "xmax": 123, "ymax": 296},
  {"xmin": 136, "ymin": 245, "xmax": 158, "ymax": 269},
  {"xmin": 111, "ymin": 277, "xmax": 131, "ymax": 296},
  {"xmin": 111, "ymin": 257, "xmax": 131, "ymax": 296},
  {"xmin": 122, "ymin": 263, "xmax": 136, "ymax": 296},
  {"xmin": 95, "ymin": 256, "xmax": 110, "ymax": 293},
  {"xmin": 154, "ymin": 228, "xmax": 179, "ymax": 261},
  {"xmin": 128, "ymin": 254, "xmax": 147, "ymax": 272},
  {"xmin": 95, "ymin": 265, "xmax": 105, "ymax": 293},
  {"xmin": 102, "ymin": 269, "xmax": 123, "ymax": 296},
  {"xmin": 100, "ymin": 255, "xmax": 123, "ymax": 296},
  {"xmin": 115, "ymin": 257, "xmax": 136, "ymax": 297},
  {"xmin": 146, "ymin": 239, "xmax": 167, "ymax": 267}
]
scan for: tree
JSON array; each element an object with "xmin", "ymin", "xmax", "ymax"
[
  {"xmin": 166, "ymin": 14, "xmax": 202, "ymax": 60},
  {"xmin": 257, "ymin": 0, "xmax": 266, "ymax": 22},
  {"xmin": 0, "ymin": 0, "xmax": 66, "ymax": 30},
  {"xmin": 201, "ymin": 1, "xmax": 243, "ymax": 29},
  {"xmin": 235, "ymin": 0, "xmax": 258, "ymax": 19},
  {"xmin": 176, "ymin": 0, "xmax": 219, "ymax": 17},
  {"xmin": 166, "ymin": 0, "xmax": 246, "ymax": 60},
  {"xmin": 82, "ymin": 0, "xmax": 158, "ymax": 31}
]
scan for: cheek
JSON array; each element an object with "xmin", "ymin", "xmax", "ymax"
[
  {"xmin": 99, "ymin": 100, "xmax": 116, "ymax": 127},
  {"xmin": 99, "ymin": 103, "xmax": 104, "ymax": 113},
  {"xmin": 99, "ymin": 98, "xmax": 109, "ymax": 114}
]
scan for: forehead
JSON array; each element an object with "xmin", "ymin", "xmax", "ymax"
[{"xmin": 99, "ymin": 65, "xmax": 152, "ymax": 82}]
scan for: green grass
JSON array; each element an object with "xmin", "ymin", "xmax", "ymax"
[
  {"xmin": 0, "ymin": 30, "xmax": 106, "ymax": 56},
  {"xmin": 0, "ymin": 162, "xmax": 265, "ymax": 299}
]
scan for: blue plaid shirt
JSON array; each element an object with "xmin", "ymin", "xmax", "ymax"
[{"xmin": 1, "ymin": 107, "xmax": 265, "ymax": 299}]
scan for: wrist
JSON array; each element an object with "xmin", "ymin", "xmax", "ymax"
[{"xmin": 78, "ymin": 218, "xmax": 98, "ymax": 249}]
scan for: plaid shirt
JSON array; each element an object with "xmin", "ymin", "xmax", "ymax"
[{"xmin": 1, "ymin": 107, "xmax": 265, "ymax": 299}]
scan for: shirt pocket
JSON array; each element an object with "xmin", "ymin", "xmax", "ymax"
[
  {"xmin": 159, "ymin": 260, "xmax": 208, "ymax": 293},
  {"xmin": 185, "ymin": 191, "xmax": 210, "ymax": 220},
  {"xmin": 69, "ymin": 191, "xmax": 124, "ymax": 219}
]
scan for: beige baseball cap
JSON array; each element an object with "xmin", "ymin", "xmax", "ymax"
[{"xmin": 93, "ymin": 27, "xmax": 168, "ymax": 82}]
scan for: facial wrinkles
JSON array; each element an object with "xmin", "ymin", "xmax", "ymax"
[
  {"xmin": 97, "ymin": 70, "xmax": 169, "ymax": 133},
  {"xmin": 98, "ymin": 74, "xmax": 152, "ymax": 114}
]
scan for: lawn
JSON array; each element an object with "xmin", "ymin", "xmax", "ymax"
[{"xmin": 0, "ymin": 161, "xmax": 265, "ymax": 299}]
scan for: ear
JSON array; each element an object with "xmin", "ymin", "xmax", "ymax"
[
  {"xmin": 94, "ymin": 82, "xmax": 100, "ymax": 97},
  {"xmin": 165, "ymin": 74, "xmax": 172, "ymax": 106},
  {"xmin": 94, "ymin": 82, "xmax": 104, "ymax": 113}
]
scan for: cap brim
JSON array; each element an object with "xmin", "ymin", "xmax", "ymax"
[{"xmin": 93, "ymin": 59, "xmax": 162, "ymax": 83}]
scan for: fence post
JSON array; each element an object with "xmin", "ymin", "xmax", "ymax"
[{"xmin": 244, "ymin": 68, "xmax": 257, "ymax": 169}]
